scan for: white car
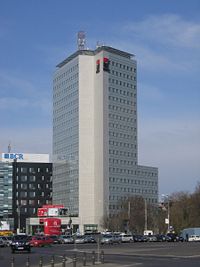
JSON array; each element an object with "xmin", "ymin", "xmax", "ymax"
[
  {"xmin": 120, "ymin": 233, "xmax": 133, "ymax": 243},
  {"xmin": 188, "ymin": 235, "xmax": 200, "ymax": 241}
]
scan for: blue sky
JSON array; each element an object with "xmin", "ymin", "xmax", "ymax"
[{"xmin": 0, "ymin": 0, "xmax": 200, "ymax": 195}]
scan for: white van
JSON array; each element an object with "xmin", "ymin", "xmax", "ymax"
[
  {"xmin": 144, "ymin": 230, "xmax": 153, "ymax": 236},
  {"xmin": 188, "ymin": 235, "xmax": 200, "ymax": 241},
  {"xmin": 120, "ymin": 233, "xmax": 133, "ymax": 242}
]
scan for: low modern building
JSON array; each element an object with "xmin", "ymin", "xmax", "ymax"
[{"xmin": 0, "ymin": 152, "xmax": 52, "ymax": 232}]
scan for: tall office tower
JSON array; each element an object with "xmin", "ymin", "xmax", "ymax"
[{"xmin": 53, "ymin": 45, "xmax": 158, "ymax": 233}]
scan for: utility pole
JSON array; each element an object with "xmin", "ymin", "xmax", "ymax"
[
  {"xmin": 127, "ymin": 201, "xmax": 131, "ymax": 233},
  {"xmin": 167, "ymin": 196, "xmax": 170, "ymax": 232},
  {"xmin": 144, "ymin": 199, "xmax": 147, "ymax": 231},
  {"xmin": 17, "ymin": 205, "xmax": 21, "ymax": 234},
  {"xmin": 162, "ymin": 194, "xmax": 170, "ymax": 233}
]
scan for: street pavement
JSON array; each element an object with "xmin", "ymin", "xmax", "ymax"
[{"xmin": 1, "ymin": 242, "xmax": 200, "ymax": 267}]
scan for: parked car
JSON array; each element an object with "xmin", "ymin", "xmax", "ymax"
[
  {"xmin": 156, "ymin": 234, "xmax": 170, "ymax": 242},
  {"xmin": 10, "ymin": 235, "xmax": 31, "ymax": 253},
  {"xmin": 0, "ymin": 236, "xmax": 11, "ymax": 246},
  {"xmin": 49, "ymin": 235, "xmax": 60, "ymax": 244},
  {"xmin": 6, "ymin": 236, "xmax": 13, "ymax": 245},
  {"xmin": 166, "ymin": 233, "xmax": 182, "ymax": 242},
  {"xmin": 112, "ymin": 234, "xmax": 121, "ymax": 244},
  {"xmin": 29, "ymin": 236, "xmax": 54, "ymax": 247},
  {"xmin": 29, "ymin": 236, "xmax": 45, "ymax": 247},
  {"xmin": 188, "ymin": 235, "xmax": 200, "ymax": 242},
  {"xmin": 147, "ymin": 235, "xmax": 157, "ymax": 242},
  {"xmin": 133, "ymin": 235, "xmax": 148, "ymax": 242},
  {"xmin": 101, "ymin": 234, "xmax": 114, "ymax": 245},
  {"xmin": 83, "ymin": 235, "xmax": 96, "ymax": 243},
  {"xmin": 60, "ymin": 235, "xmax": 74, "ymax": 244},
  {"xmin": 120, "ymin": 233, "xmax": 133, "ymax": 243},
  {"xmin": 74, "ymin": 235, "xmax": 86, "ymax": 244}
]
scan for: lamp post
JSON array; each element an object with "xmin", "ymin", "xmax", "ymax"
[
  {"xmin": 162, "ymin": 194, "xmax": 170, "ymax": 233},
  {"xmin": 17, "ymin": 205, "xmax": 21, "ymax": 234},
  {"xmin": 144, "ymin": 199, "xmax": 147, "ymax": 231}
]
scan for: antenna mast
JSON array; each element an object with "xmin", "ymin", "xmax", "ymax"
[
  {"xmin": 8, "ymin": 142, "xmax": 11, "ymax": 153},
  {"xmin": 77, "ymin": 31, "xmax": 86, "ymax": 50}
]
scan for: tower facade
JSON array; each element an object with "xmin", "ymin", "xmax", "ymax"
[{"xmin": 53, "ymin": 46, "xmax": 158, "ymax": 232}]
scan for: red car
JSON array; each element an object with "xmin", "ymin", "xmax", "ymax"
[{"xmin": 29, "ymin": 236, "xmax": 53, "ymax": 247}]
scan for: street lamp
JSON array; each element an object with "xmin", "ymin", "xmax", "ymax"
[
  {"xmin": 162, "ymin": 194, "xmax": 170, "ymax": 233},
  {"xmin": 17, "ymin": 205, "xmax": 21, "ymax": 234}
]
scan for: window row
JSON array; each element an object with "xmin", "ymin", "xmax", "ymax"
[
  {"xmin": 16, "ymin": 175, "xmax": 52, "ymax": 182},
  {"xmin": 53, "ymin": 107, "xmax": 78, "ymax": 118},
  {"xmin": 109, "ymin": 159, "xmax": 137, "ymax": 166},
  {"xmin": 110, "ymin": 61, "xmax": 136, "ymax": 72},
  {"xmin": 17, "ymin": 168, "xmax": 51, "ymax": 174},
  {"xmin": 109, "ymin": 86, "xmax": 136, "ymax": 96},
  {"xmin": 109, "ymin": 141, "xmax": 136, "ymax": 149},
  {"xmin": 109, "ymin": 165, "xmax": 137, "ymax": 173},
  {"xmin": 109, "ymin": 78, "xmax": 135, "ymax": 88},
  {"xmin": 109, "ymin": 131, "xmax": 136, "ymax": 139},
  {"xmin": 109, "ymin": 187, "xmax": 158, "ymax": 196},
  {"xmin": 109, "ymin": 96, "xmax": 135, "ymax": 106},
  {"xmin": 53, "ymin": 98, "xmax": 78, "ymax": 108},
  {"xmin": 53, "ymin": 64, "xmax": 78, "ymax": 82},
  {"xmin": 16, "ymin": 183, "xmax": 51, "ymax": 189},
  {"xmin": 109, "ymin": 104, "xmax": 136, "ymax": 112},
  {"xmin": 137, "ymin": 171, "xmax": 157, "ymax": 177},
  {"xmin": 111, "ymin": 70, "xmax": 136, "ymax": 80},
  {"xmin": 109, "ymin": 177, "xmax": 157, "ymax": 186},
  {"xmin": 53, "ymin": 87, "xmax": 78, "ymax": 101},
  {"xmin": 16, "ymin": 191, "xmax": 52, "ymax": 197}
]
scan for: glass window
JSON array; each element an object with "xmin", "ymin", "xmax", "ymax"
[
  {"xmin": 20, "ymin": 191, "xmax": 27, "ymax": 197},
  {"xmin": 20, "ymin": 176, "xmax": 27, "ymax": 182},
  {"xmin": 21, "ymin": 167, "xmax": 27, "ymax": 173},
  {"xmin": 29, "ymin": 192, "xmax": 35, "ymax": 197},
  {"xmin": 29, "ymin": 184, "xmax": 36, "ymax": 189},
  {"xmin": 29, "ymin": 176, "xmax": 36, "ymax": 182},
  {"xmin": 21, "ymin": 184, "xmax": 27, "ymax": 189},
  {"xmin": 29, "ymin": 168, "xmax": 35, "ymax": 173}
]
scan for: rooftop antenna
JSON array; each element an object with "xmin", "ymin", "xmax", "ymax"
[
  {"xmin": 77, "ymin": 31, "xmax": 86, "ymax": 50},
  {"xmin": 8, "ymin": 142, "xmax": 11, "ymax": 153}
]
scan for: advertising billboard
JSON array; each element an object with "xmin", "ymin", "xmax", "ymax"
[{"xmin": 44, "ymin": 218, "xmax": 61, "ymax": 235}]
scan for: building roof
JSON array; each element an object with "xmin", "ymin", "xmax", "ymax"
[{"xmin": 56, "ymin": 46, "xmax": 135, "ymax": 68}]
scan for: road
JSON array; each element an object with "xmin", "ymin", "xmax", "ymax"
[{"xmin": 1, "ymin": 241, "xmax": 200, "ymax": 266}]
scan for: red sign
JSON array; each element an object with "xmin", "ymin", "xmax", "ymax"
[
  {"xmin": 37, "ymin": 208, "xmax": 48, "ymax": 217},
  {"xmin": 43, "ymin": 218, "xmax": 61, "ymax": 235}
]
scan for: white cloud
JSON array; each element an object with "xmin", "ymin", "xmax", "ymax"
[
  {"xmin": 109, "ymin": 14, "xmax": 200, "ymax": 74},
  {"xmin": 124, "ymin": 14, "xmax": 200, "ymax": 49},
  {"xmin": 138, "ymin": 118, "xmax": 200, "ymax": 193}
]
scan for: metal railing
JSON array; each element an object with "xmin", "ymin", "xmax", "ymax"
[{"xmin": 10, "ymin": 250, "xmax": 105, "ymax": 267}]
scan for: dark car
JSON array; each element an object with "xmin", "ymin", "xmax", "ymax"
[
  {"xmin": 10, "ymin": 235, "xmax": 31, "ymax": 253},
  {"xmin": 166, "ymin": 233, "xmax": 180, "ymax": 242},
  {"xmin": 84, "ymin": 235, "xmax": 96, "ymax": 243},
  {"xmin": 156, "ymin": 234, "xmax": 170, "ymax": 242},
  {"xmin": 133, "ymin": 235, "xmax": 147, "ymax": 242}
]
